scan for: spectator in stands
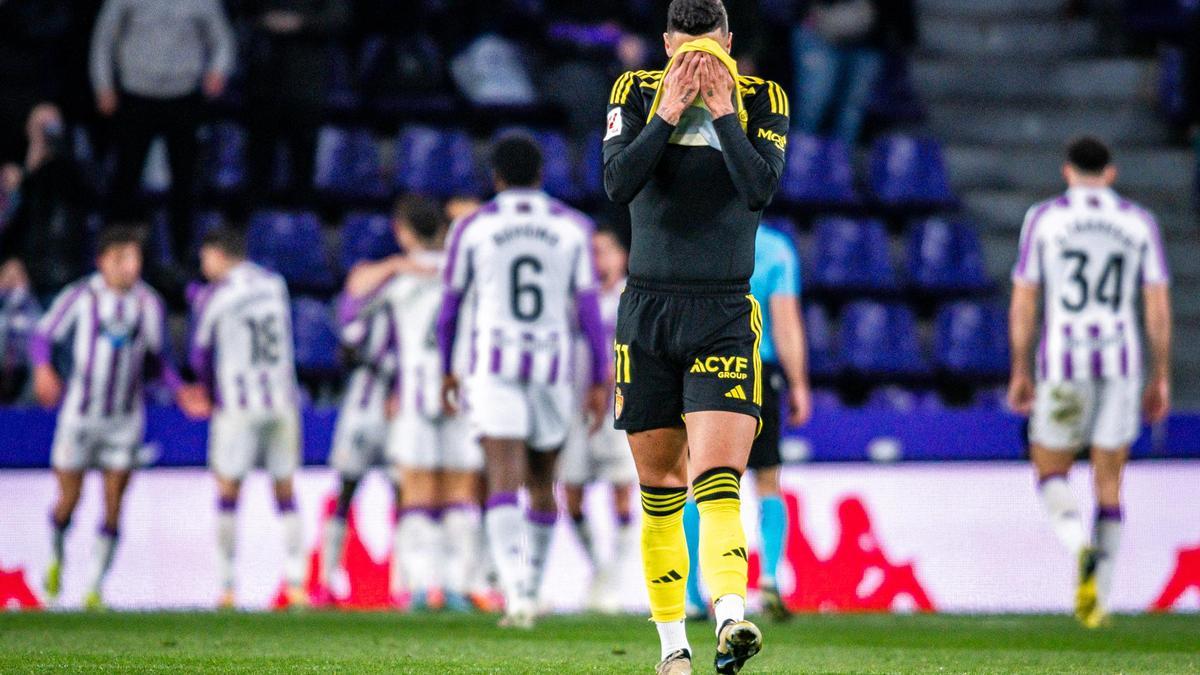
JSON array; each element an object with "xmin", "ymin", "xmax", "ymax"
[
  {"xmin": 90, "ymin": 0, "xmax": 235, "ymax": 264},
  {"xmin": 791, "ymin": 0, "xmax": 917, "ymax": 144},
  {"xmin": 0, "ymin": 104, "xmax": 92, "ymax": 306},
  {"xmin": 0, "ymin": 0, "xmax": 72, "ymax": 166},
  {"xmin": 242, "ymin": 0, "xmax": 351, "ymax": 203}
]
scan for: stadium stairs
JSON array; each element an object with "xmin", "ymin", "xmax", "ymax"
[{"xmin": 913, "ymin": 0, "xmax": 1200, "ymax": 407}]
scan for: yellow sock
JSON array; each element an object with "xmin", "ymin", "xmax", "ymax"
[
  {"xmin": 640, "ymin": 485, "xmax": 689, "ymax": 622},
  {"xmin": 693, "ymin": 467, "xmax": 747, "ymax": 602}
]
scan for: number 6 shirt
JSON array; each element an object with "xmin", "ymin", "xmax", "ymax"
[
  {"xmin": 437, "ymin": 188, "xmax": 608, "ymax": 389},
  {"xmin": 1013, "ymin": 186, "xmax": 1170, "ymax": 382}
]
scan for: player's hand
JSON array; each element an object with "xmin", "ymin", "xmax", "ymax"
[
  {"xmin": 441, "ymin": 374, "xmax": 460, "ymax": 416},
  {"xmin": 697, "ymin": 54, "xmax": 736, "ymax": 119},
  {"xmin": 1143, "ymin": 376, "xmax": 1171, "ymax": 424},
  {"xmin": 34, "ymin": 364, "xmax": 63, "ymax": 408},
  {"xmin": 392, "ymin": 255, "xmax": 438, "ymax": 278},
  {"xmin": 203, "ymin": 71, "xmax": 227, "ymax": 99},
  {"xmin": 96, "ymin": 89, "xmax": 118, "ymax": 117},
  {"xmin": 787, "ymin": 380, "xmax": 812, "ymax": 427},
  {"xmin": 585, "ymin": 383, "xmax": 609, "ymax": 435},
  {"xmin": 177, "ymin": 384, "xmax": 213, "ymax": 420},
  {"xmin": 385, "ymin": 394, "xmax": 401, "ymax": 420},
  {"xmin": 656, "ymin": 52, "xmax": 702, "ymax": 126},
  {"xmin": 1007, "ymin": 370, "xmax": 1035, "ymax": 415}
]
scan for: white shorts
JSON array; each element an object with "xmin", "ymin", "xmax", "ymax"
[
  {"xmin": 560, "ymin": 420, "xmax": 636, "ymax": 486},
  {"xmin": 1030, "ymin": 378, "xmax": 1142, "ymax": 451},
  {"xmin": 209, "ymin": 408, "xmax": 302, "ymax": 481},
  {"xmin": 51, "ymin": 412, "xmax": 145, "ymax": 472},
  {"xmin": 329, "ymin": 406, "xmax": 389, "ymax": 479},
  {"xmin": 388, "ymin": 412, "xmax": 483, "ymax": 472},
  {"xmin": 467, "ymin": 376, "xmax": 573, "ymax": 451}
]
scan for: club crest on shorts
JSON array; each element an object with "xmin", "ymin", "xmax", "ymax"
[{"xmin": 614, "ymin": 386, "xmax": 624, "ymax": 420}]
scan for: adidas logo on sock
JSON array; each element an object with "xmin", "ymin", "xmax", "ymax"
[
  {"xmin": 650, "ymin": 569, "xmax": 683, "ymax": 584},
  {"xmin": 724, "ymin": 385, "xmax": 747, "ymax": 400},
  {"xmin": 722, "ymin": 547, "xmax": 748, "ymax": 560}
]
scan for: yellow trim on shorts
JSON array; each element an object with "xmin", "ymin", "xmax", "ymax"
[{"xmin": 746, "ymin": 295, "xmax": 763, "ymax": 406}]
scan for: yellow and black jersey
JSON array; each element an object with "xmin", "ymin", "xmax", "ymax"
[{"xmin": 602, "ymin": 68, "xmax": 790, "ymax": 284}]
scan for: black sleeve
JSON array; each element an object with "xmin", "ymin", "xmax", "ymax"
[
  {"xmin": 602, "ymin": 72, "xmax": 675, "ymax": 205},
  {"xmin": 711, "ymin": 80, "xmax": 789, "ymax": 212}
]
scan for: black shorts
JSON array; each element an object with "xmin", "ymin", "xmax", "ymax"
[
  {"xmin": 748, "ymin": 362, "xmax": 785, "ymax": 470},
  {"xmin": 612, "ymin": 278, "xmax": 763, "ymax": 433}
]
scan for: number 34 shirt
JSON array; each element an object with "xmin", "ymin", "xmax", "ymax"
[
  {"xmin": 437, "ymin": 188, "xmax": 608, "ymax": 389},
  {"xmin": 190, "ymin": 262, "xmax": 299, "ymax": 412},
  {"xmin": 1013, "ymin": 186, "xmax": 1170, "ymax": 382}
]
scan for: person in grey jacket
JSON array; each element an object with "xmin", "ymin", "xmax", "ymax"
[{"xmin": 90, "ymin": 0, "xmax": 234, "ymax": 263}]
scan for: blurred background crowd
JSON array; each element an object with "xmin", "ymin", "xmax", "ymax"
[{"xmin": 0, "ymin": 0, "xmax": 1197, "ymax": 412}]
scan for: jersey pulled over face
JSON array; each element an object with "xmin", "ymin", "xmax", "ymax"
[
  {"xmin": 444, "ymin": 189, "xmax": 596, "ymax": 385},
  {"xmin": 192, "ymin": 262, "xmax": 299, "ymax": 412},
  {"xmin": 1013, "ymin": 186, "xmax": 1170, "ymax": 382},
  {"xmin": 602, "ymin": 69, "xmax": 789, "ymax": 283}
]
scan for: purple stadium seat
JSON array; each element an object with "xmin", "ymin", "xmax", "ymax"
[
  {"xmin": 200, "ymin": 122, "xmax": 247, "ymax": 195},
  {"xmin": 340, "ymin": 212, "xmax": 400, "ymax": 272},
  {"xmin": 779, "ymin": 133, "xmax": 860, "ymax": 207},
  {"xmin": 811, "ymin": 217, "xmax": 898, "ymax": 293},
  {"xmin": 580, "ymin": 131, "xmax": 604, "ymax": 199},
  {"xmin": 868, "ymin": 135, "xmax": 956, "ymax": 210},
  {"xmin": 972, "ymin": 386, "xmax": 1008, "ymax": 410},
  {"xmin": 840, "ymin": 301, "xmax": 928, "ymax": 376},
  {"xmin": 291, "ymin": 297, "xmax": 339, "ymax": 375},
  {"xmin": 934, "ymin": 302, "xmax": 1009, "ymax": 378},
  {"xmin": 247, "ymin": 211, "xmax": 336, "ymax": 293},
  {"xmin": 804, "ymin": 303, "xmax": 842, "ymax": 378},
  {"xmin": 395, "ymin": 126, "xmax": 482, "ymax": 198},
  {"xmin": 325, "ymin": 46, "xmax": 361, "ymax": 114},
  {"xmin": 907, "ymin": 217, "xmax": 990, "ymax": 293},
  {"xmin": 1160, "ymin": 46, "xmax": 1187, "ymax": 124},
  {"xmin": 810, "ymin": 388, "xmax": 843, "ymax": 411},
  {"xmin": 315, "ymin": 127, "xmax": 387, "ymax": 201}
]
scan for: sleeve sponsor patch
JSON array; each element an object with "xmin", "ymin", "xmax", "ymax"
[{"xmin": 604, "ymin": 107, "xmax": 623, "ymax": 141}]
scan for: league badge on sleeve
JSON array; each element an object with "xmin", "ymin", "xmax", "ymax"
[
  {"xmin": 604, "ymin": 108, "xmax": 623, "ymax": 142},
  {"xmin": 614, "ymin": 386, "xmax": 624, "ymax": 420}
]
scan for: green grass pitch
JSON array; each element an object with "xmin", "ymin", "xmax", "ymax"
[{"xmin": 1, "ymin": 611, "xmax": 1197, "ymax": 673}]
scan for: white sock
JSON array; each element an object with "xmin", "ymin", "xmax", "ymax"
[
  {"xmin": 656, "ymin": 619, "xmax": 691, "ymax": 660},
  {"xmin": 217, "ymin": 506, "xmax": 237, "ymax": 592},
  {"xmin": 1094, "ymin": 508, "xmax": 1123, "ymax": 611},
  {"xmin": 278, "ymin": 504, "xmax": 305, "ymax": 588},
  {"xmin": 484, "ymin": 495, "xmax": 528, "ymax": 609},
  {"xmin": 713, "ymin": 594, "xmax": 746, "ymax": 634},
  {"xmin": 613, "ymin": 517, "xmax": 638, "ymax": 572},
  {"xmin": 321, "ymin": 516, "xmax": 347, "ymax": 588},
  {"xmin": 1037, "ymin": 475, "xmax": 1087, "ymax": 555},
  {"xmin": 398, "ymin": 508, "xmax": 441, "ymax": 595},
  {"xmin": 526, "ymin": 510, "xmax": 557, "ymax": 604},
  {"xmin": 89, "ymin": 528, "xmax": 119, "ymax": 594},
  {"xmin": 390, "ymin": 514, "xmax": 406, "ymax": 596},
  {"xmin": 442, "ymin": 504, "xmax": 480, "ymax": 597}
]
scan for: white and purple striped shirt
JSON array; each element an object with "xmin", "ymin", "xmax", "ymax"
[
  {"xmin": 436, "ymin": 189, "xmax": 609, "ymax": 387},
  {"xmin": 379, "ymin": 251, "xmax": 449, "ymax": 418},
  {"xmin": 335, "ymin": 285, "xmax": 397, "ymax": 415},
  {"xmin": 189, "ymin": 262, "xmax": 298, "ymax": 412},
  {"xmin": 1013, "ymin": 187, "xmax": 1170, "ymax": 382},
  {"xmin": 31, "ymin": 274, "xmax": 180, "ymax": 418}
]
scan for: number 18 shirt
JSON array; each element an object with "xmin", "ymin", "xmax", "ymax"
[{"xmin": 1013, "ymin": 186, "xmax": 1170, "ymax": 382}]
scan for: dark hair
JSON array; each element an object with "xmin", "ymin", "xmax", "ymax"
[
  {"xmin": 394, "ymin": 194, "xmax": 447, "ymax": 244},
  {"xmin": 200, "ymin": 227, "xmax": 247, "ymax": 259},
  {"xmin": 490, "ymin": 134, "xmax": 543, "ymax": 188},
  {"xmin": 667, "ymin": 0, "xmax": 728, "ymax": 35},
  {"xmin": 96, "ymin": 225, "xmax": 145, "ymax": 256},
  {"xmin": 1066, "ymin": 136, "xmax": 1112, "ymax": 175}
]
